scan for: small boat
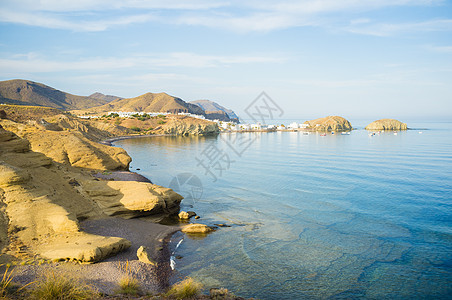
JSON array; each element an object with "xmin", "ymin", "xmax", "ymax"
[
  {"xmin": 419, "ymin": 131, "xmax": 423, "ymax": 134},
  {"xmin": 331, "ymin": 131, "xmax": 335, "ymax": 135},
  {"xmin": 393, "ymin": 132, "xmax": 398, "ymax": 135},
  {"xmin": 320, "ymin": 133, "xmax": 326, "ymax": 136}
]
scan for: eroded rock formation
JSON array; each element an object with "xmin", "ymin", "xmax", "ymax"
[{"xmin": 365, "ymin": 119, "xmax": 407, "ymax": 131}]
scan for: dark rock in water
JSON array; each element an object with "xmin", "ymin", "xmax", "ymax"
[
  {"xmin": 214, "ymin": 223, "xmax": 231, "ymax": 227},
  {"xmin": 187, "ymin": 211, "xmax": 197, "ymax": 218},
  {"xmin": 0, "ymin": 110, "xmax": 6, "ymax": 119},
  {"xmin": 136, "ymin": 168, "xmax": 140, "ymax": 170},
  {"xmin": 176, "ymin": 255, "xmax": 183, "ymax": 259}
]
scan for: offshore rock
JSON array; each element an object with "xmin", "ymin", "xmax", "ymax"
[
  {"xmin": 365, "ymin": 119, "xmax": 407, "ymax": 131},
  {"xmin": 304, "ymin": 116, "xmax": 352, "ymax": 132},
  {"xmin": 181, "ymin": 223, "xmax": 215, "ymax": 234}
]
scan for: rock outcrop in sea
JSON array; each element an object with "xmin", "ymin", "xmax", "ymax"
[
  {"xmin": 365, "ymin": 119, "xmax": 407, "ymax": 131},
  {"xmin": 304, "ymin": 116, "xmax": 352, "ymax": 131}
]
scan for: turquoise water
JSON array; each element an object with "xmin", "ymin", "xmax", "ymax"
[{"xmin": 115, "ymin": 122, "xmax": 452, "ymax": 299}]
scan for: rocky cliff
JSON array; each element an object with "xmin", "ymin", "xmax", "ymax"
[
  {"xmin": 159, "ymin": 116, "xmax": 219, "ymax": 136},
  {"xmin": 365, "ymin": 119, "xmax": 407, "ymax": 131},
  {"xmin": 0, "ymin": 119, "xmax": 183, "ymax": 263},
  {"xmin": 304, "ymin": 116, "xmax": 352, "ymax": 131}
]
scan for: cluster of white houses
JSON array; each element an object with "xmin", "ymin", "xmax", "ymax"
[
  {"xmin": 78, "ymin": 111, "xmax": 311, "ymax": 132},
  {"xmin": 78, "ymin": 111, "xmax": 207, "ymax": 120},
  {"xmin": 218, "ymin": 121, "xmax": 309, "ymax": 132}
]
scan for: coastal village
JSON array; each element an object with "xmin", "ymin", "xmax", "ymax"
[
  {"xmin": 78, "ymin": 111, "xmax": 359, "ymax": 133},
  {"xmin": 0, "ymin": 79, "xmax": 408, "ymax": 299}
]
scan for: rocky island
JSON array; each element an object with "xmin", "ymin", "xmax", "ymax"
[
  {"xmin": 304, "ymin": 116, "xmax": 353, "ymax": 131},
  {"xmin": 365, "ymin": 119, "xmax": 408, "ymax": 131}
]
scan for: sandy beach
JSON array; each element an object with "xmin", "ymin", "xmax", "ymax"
[{"xmin": 13, "ymin": 217, "xmax": 181, "ymax": 295}]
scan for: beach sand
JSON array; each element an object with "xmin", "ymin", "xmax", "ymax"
[{"xmin": 13, "ymin": 217, "xmax": 181, "ymax": 296}]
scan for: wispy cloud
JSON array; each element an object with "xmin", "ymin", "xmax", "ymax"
[
  {"xmin": 345, "ymin": 19, "xmax": 452, "ymax": 36},
  {"xmin": 425, "ymin": 45, "xmax": 452, "ymax": 53},
  {"xmin": 0, "ymin": 0, "xmax": 447, "ymax": 33},
  {"xmin": 0, "ymin": 52, "xmax": 285, "ymax": 73}
]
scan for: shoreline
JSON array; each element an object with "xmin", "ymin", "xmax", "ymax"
[{"xmin": 100, "ymin": 133, "xmax": 172, "ymax": 146}]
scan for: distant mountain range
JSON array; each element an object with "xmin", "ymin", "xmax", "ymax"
[
  {"xmin": 0, "ymin": 79, "xmax": 107, "ymax": 110},
  {"xmin": 0, "ymin": 79, "xmax": 238, "ymax": 122},
  {"xmin": 190, "ymin": 100, "xmax": 239, "ymax": 122},
  {"xmin": 85, "ymin": 92, "xmax": 205, "ymax": 115}
]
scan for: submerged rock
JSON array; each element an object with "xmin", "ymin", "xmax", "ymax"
[
  {"xmin": 181, "ymin": 223, "xmax": 215, "ymax": 234},
  {"xmin": 178, "ymin": 211, "xmax": 197, "ymax": 219},
  {"xmin": 365, "ymin": 119, "xmax": 407, "ymax": 131}
]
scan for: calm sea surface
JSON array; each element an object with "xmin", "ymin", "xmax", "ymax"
[{"xmin": 114, "ymin": 122, "xmax": 452, "ymax": 299}]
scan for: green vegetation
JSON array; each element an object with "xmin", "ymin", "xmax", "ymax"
[
  {"xmin": 29, "ymin": 272, "xmax": 98, "ymax": 300},
  {"xmin": 115, "ymin": 276, "xmax": 141, "ymax": 296},
  {"xmin": 166, "ymin": 277, "xmax": 202, "ymax": 300},
  {"xmin": 107, "ymin": 113, "xmax": 119, "ymax": 118},
  {"xmin": 157, "ymin": 120, "xmax": 166, "ymax": 125},
  {"xmin": 130, "ymin": 126, "xmax": 141, "ymax": 132}
]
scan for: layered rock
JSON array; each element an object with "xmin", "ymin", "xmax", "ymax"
[
  {"xmin": 1, "ymin": 118, "xmax": 131, "ymax": 170},
  {"xmin": 304, "ymin": 116, "xmax": 352, "ymax": 132},
  {"xmin": 83, "ymin": 180, "xmax": 183, "ymax": 219},
  {"xmin": 160, "ymin": 117, "xmax": 219, "ymax": 136},
  {"xmin": 182, "ymin": 224, "xmax": 215, "ymax": 234},
  {"xmin": 365, "ymin": 119, "xmax": 407, "ymax": 131},
  {"xmin": 0, "ymin": 125, "xmax": 183, "ymax": 263}
]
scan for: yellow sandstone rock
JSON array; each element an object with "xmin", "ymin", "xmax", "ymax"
[
  {"xmin": 181, "ymin": 224, "xmax": 215, "ymax": 234},
  {"xmin": 0, "ymin": 124, "xmax": 182, "ymax": 263},
  {"xmin": 304, "ymin": 116, "xmax": 352, "ymax": 132},
  {"xmin": 365, "ymin": 119, "xmax": 407, "ymax": 131}
]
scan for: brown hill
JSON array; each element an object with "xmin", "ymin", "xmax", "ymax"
[
  {"xmin": 89, "ymin": 92, "xmax": 122, "ymax": 102},
  {"xmin": 78, "ymin": 92, "xmax": 205, "ymax": 115},
  {"xmin": 304, "ymin": 116, "xmax": 352, "ymax": 131},
  {"xmin": 0, "ymin": 79, "xmax": 107, "ymax": 110}
]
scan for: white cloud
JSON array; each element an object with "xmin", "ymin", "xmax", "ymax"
[
  {"xmin": 346, "ymin": 19, "xmax": 452, "ymax": 36},
  {"xmin": 0, "ymin": 52, "xmax": 285, "ymax": 73},
  {"xmin": 0, "ymin": 0, "xmax": 228, "ymax": 12},
  {"xmin": 425, "ymin": 45, "xmax": 452, "ymax": 53},
  {"xmin": 0, "ymin": 0, "xmax": 447, "ymax": 32}
]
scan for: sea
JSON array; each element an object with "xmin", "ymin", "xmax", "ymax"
[{"xmin": 113, "ymin": 120, "xmax": 452, "ymax": 299}]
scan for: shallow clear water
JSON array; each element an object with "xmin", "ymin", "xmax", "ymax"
[{"xmin": 115, "ymin": 122, "xmax": 452, "ymax": 299}]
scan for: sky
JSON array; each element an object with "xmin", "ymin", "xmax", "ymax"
[{"xmin": 0, "ymin": 0, "xmax": 451, "ymax": 121}]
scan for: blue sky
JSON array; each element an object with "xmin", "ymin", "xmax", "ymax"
[{"xmin": 0, "ymin": 0, "xmax": 451, "ymax": 120}]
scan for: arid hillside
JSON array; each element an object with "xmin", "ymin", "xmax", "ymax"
[{"xmin": 0, "ymin": 80, "xmax": 107, "ymax": 110}]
